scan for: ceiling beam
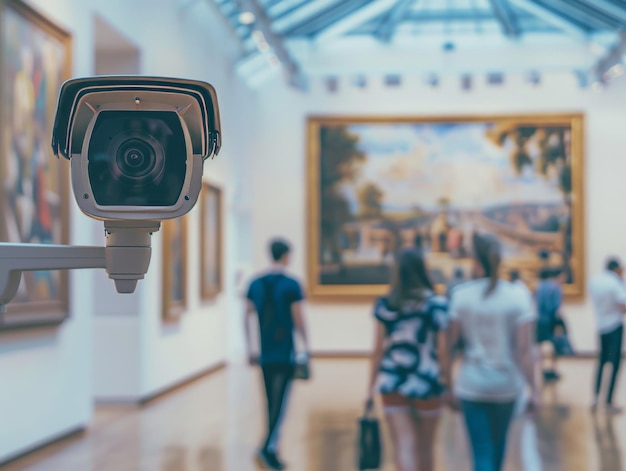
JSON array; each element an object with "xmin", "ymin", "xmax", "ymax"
[
  {"xmin": 283, "ymin": 0, "xmax": 368, "ymax": 36},
  {"xmin": 231, "ymin": 0, "xmax": 308, "ymax": 90},
  {"xmin": 593, "ymin": 30, "xmax": 626, "ymax": 83},
  {"xmin": 313, "ymin": 0, "xmax": 399, "ymax": 45},
  {"xmin": 508, "ymin": 0, "xmax": 589, "ymax": 41},
  {"xmin": 267, "ymin": 0, "xmax": 305, "ymax": 18},
  {"xmin": 403, "ymin": 10, "xmax": 503, "ymax": 22},
  {"xmin": 263, "ymin": 0, "xmax": 284, "ymax": 10},
  {"xmin": 375, "ymin": 0, "xmax": 415, "ymax": 43},
  {"xmin": 489, "ymin": 0, "xmax": 521, "ymax": 38},
  {"xmin": 272, "ymin": 0, "xmax": 342, "ymax": 34},
  {"xmin": 547, "ymin": 0, "xmax": 619, "ymax": 30},
  {"xmin": 590, "ymin": 0, "xmax": 626, "ymax": 24}
]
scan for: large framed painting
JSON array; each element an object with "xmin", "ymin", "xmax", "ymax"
[
  {"xmin": 307, "ymin": 114, "xmax": 584, "ymax": 301},
  {"xmin": 200, "ymin": 181, "xmax": 223, "ymax": 301},
  {"xmin": 162, "ymin": 216, "xmax": 188, "ymax": 322},
  {"xmin": 0, "ymin": 0, "xmax": 72, "ymax": 328}
]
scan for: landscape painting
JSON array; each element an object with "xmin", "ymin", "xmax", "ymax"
[
  {"xmin": 0, "ymin": 0, "xmax": 72, "ymax": 327},
  {"xmin": 307, "ymin": 114, "xmax": 584, "ymax": 300}
]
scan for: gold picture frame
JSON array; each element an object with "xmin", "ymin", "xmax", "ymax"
[
  {"xmin": 162, "ymin": 216, "xmax": 188, "ymax": 322},
  {"xmin": 200, "ymin": 181, "xmax": 223, "ymax": 301},
  {"xmin": 0, "ymin": 0, "xmax": 72, "ymax": 328},
  {"xmin": 307, "ymin": 114, "xmax": 585, "ymax": 301}
]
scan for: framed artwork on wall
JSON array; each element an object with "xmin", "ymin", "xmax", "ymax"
[
  {"xmin": 307, "ymin": 114, "xmax": 585, "ymax": 301},
  {"xmin": 0, "ymin": 0, "xmax": 72, "ymax": 329},
  {"xmin": 162, "ymin": 216, "xmax": 188, "ymax": 322},
  {"xmin": 200, "ymin": 181, "xmax": 223, "ymax": 301}
]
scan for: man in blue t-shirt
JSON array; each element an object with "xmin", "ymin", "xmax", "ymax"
[{"xmin": 245, "ymin": 238, "xmax": 309, "ymax": 470}]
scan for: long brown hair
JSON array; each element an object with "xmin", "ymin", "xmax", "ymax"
[
  {"xmin": 472, "ymin": 233, "xmax": 502, "ymax": 298},
  {"xmin": 388, "ymin": 248, "xmax": 435, "ymax": 309}
]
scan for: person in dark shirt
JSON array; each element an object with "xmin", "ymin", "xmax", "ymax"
[
  {"xmin": 414, "ymin": 233, "xmax": 423, "ymax": 250},
  {"xmin": 535, "ymin": 267, "xmax": 564, "ymax": 382},
  {"xmin": 245, "ymin": 238, "xmax": 310, "ymax": 470}
]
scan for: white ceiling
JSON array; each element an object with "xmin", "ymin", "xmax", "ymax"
[{"xmin": 94, "ymin": 14, "xmax": 140, "ymax": 53}]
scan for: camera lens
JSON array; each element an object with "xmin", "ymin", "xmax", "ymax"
[
  {"xmin": 116, "ymin": 139, "xmax": 157, "ymax": 179},
  {"xmin": 108, "ymin": 134, "xmax": 166, "ymax": 188},
  {"xmin": 87, "ymin": 110, "xmax": 187, "ymax": 207}
]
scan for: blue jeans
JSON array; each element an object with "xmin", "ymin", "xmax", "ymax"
[{"xmin": 461, "ymin": 400, "xmax": 516, "ymax": 471}]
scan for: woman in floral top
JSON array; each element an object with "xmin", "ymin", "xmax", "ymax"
[{"xmin": 366, "ymin": 247, "xmax": 450, "ymax": 471}]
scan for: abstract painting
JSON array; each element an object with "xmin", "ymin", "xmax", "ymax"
[
  {"xmin": 307, "ymin": 114, "xmax": 584, "ymax": 300},
  {"xmin": 0, "ymin": 0, "xmax": 72, "ymax": 328}
]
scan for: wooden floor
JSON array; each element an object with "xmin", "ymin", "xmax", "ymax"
[{"xmin": 2, "ymin": 358, "xmax": 625, "ymax": 471}]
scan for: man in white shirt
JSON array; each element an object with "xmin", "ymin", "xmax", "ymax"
[{"xmin": 589, "ymin": 258, "xmax": 626, "ymax": 413}]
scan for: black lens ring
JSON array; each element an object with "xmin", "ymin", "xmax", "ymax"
[
  {"xmin": 116, "ymin": 139, "xmax": 156, "ymax": 179},
  {"xmin": 107, "ymin": 132, "xmax": 166, "ymax": 186}
]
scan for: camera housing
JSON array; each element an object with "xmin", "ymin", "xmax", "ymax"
[
  {"xmin": 52, "ymin": 76, "xmax": 221, "ymax": 221},
  {"xmin": 50, "ymin": 76, "xmax": 221, "ymax": 293}
]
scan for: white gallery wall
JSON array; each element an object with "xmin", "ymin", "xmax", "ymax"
[
  {"xmin": 0, "ymin": 0, "xmax": 256, "ymax": 463},
  {"xmin": 248, "ymin": 71, "xmax": 626, "ymax": 356},
  {"xmin": 2, "ymin": 0, "xmax": 626, "ymax": 464}
]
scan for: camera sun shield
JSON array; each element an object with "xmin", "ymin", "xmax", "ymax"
[{"xmin": 51, "ymin": 76, "xmax": 221, "ymax": 221}]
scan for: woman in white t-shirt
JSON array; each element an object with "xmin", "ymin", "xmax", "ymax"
[{"xmin": 442, "ymin": 233, "xmax": 539, "ymax": 471}]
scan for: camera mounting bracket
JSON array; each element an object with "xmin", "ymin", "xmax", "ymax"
[
  {"xmin": 0, "ymin": 244, "xmax": 106, "ymax": 313},
  {"xmin": 0, "ymin": 220, "xmax": 162, "ymax": 313},
  {"xmin": 103, "ymin": 220, "xmax": 161, "ymax": 294}
]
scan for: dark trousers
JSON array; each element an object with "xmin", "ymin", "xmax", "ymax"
[
  {"xmin": 461, "ymin": 400, "xmax": 516, "ymax": 471},
  {"xmin": 261, "ymin": 364, "xmax": 294, "ymax": 453},
  {"xmin": 595, "ymin": 324, "xmax": 624, "ymax": 404}
]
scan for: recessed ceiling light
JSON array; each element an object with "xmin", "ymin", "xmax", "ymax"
[{"xmin": 238, "ymin": 11, "xmax": 255, "ymax": 25}]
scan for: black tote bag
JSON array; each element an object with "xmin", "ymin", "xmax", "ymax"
[{"xmin": 357, "ymin": 401, "xmax": 382, "ymax": 470}]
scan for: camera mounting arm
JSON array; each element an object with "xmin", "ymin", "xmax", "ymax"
[
  {"xmin": 0, "ymin": 220, "xmax": 161, "ymax": 313},
  {"xmin": 0, "ymin": 75, "xmax": 223, "ymax": 313},
  {"xmin": 0, "ymin": 244, "xmax": 106, "ymax": 313}
]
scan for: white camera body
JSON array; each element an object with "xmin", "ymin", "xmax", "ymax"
[
  {"xmin": 49, "ymin": 76, "xmax": 222, "ymax": 293},
  {"xmin": 52, "ymin": 76, "xmax": 221, "ymax": 221}
]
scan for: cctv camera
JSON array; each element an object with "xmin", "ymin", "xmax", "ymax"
[
  {"xmin": 51, "ymin": 76, "xmax": 221, "ymax": 293},
  {"xmin": 52, "ymin": 75, "xmax": 221, "ymax": 220}
]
